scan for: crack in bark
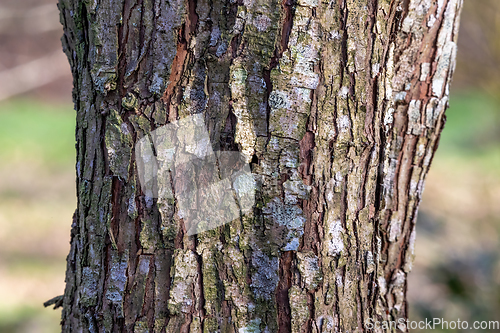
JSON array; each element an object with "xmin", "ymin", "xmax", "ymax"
[
  {"xmin": 276, "ymin": 251, "xmax": 293, "ymax": 333},
  {"xmin": 161, "ymin": 0, "xmax": 199, "ymax": 122}
]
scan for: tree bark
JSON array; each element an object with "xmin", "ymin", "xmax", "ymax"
[{"xmin": 57, "ymin": 0, "xmax": 463, "ymax": 332}]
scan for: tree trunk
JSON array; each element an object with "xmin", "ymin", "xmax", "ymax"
[{"xmin": 57, "ymin": 0, "xmax": 463, "ymax": 331}]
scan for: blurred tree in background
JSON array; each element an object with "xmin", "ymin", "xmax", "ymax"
[{"xmin": 455, "ymin": 0, "xmax": 500, "ymax": 96}]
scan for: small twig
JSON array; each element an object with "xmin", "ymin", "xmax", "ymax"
[{"xmin": 43, "ymin": 295, "xmax": 64, "ymax": 309}]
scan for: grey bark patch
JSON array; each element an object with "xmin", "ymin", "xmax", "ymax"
[{"xmin": 251, "ymin": 249, "xmax": 279, "ymax": 301}]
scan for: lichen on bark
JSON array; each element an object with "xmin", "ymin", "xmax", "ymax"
[{"xmin": 57, "ymin": 0, "xmax": 463, "ymax": 331}]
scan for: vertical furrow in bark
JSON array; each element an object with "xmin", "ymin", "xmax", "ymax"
[
  {"xmin": 269, "ymin": 2, "xmax": 297, "ymax": 332},
  {"xmin": 222, "ymin": 0, "xmax": 283, "ymax": 330},
  {"xmin": 276, "ymin": 251, "xmax": 293, "ymax": 333}
]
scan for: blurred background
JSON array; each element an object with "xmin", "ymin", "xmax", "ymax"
[{"xmin": 0, "ymin": 0, "xmax": 499, "ymax": 332}]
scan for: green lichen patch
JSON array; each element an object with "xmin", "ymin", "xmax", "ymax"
[
  {"xmin": 289, "ymin": 286, "xmax": 308, "ymax": 333},
  {"xmin": 129, "ymin": 114, "xmax": 152, "ymax": 139},
  {"xmin": 105, "ymin": 109, "xmax": 133, "ymax": 179},
  {"xmin": 133, "ymin": 321, "xmax": 149, "ymax": 333},
  {"xmin": 139, "ymin": 218, "xmax": 157, "ymax": 253},
  {"xmin": 168, "ymin": 250, "xmax": 199, "ymax": 315},
  {"xmin": 269, "ymin": 107, "xmax": 309, "ymax": 141},
  {"xmin": 122, "ymin": 92, "xmax": 139, "ymax": 110}
]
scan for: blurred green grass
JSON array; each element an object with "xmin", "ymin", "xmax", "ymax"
[
  {"xmin": 0, "ymin": 99, "xmax": 75, "ymax": 167},
  {"xmin": 438, "ymin": 91, "xmax": 500, "ymax": 171},
  {"xmin": 0, "ymin": 99, "xmax": 76, "ymax": 333}
]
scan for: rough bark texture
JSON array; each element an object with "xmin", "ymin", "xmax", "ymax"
[{"xmin": 58, "ymin": 0, "xmax": 463, "ymax": 331}]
